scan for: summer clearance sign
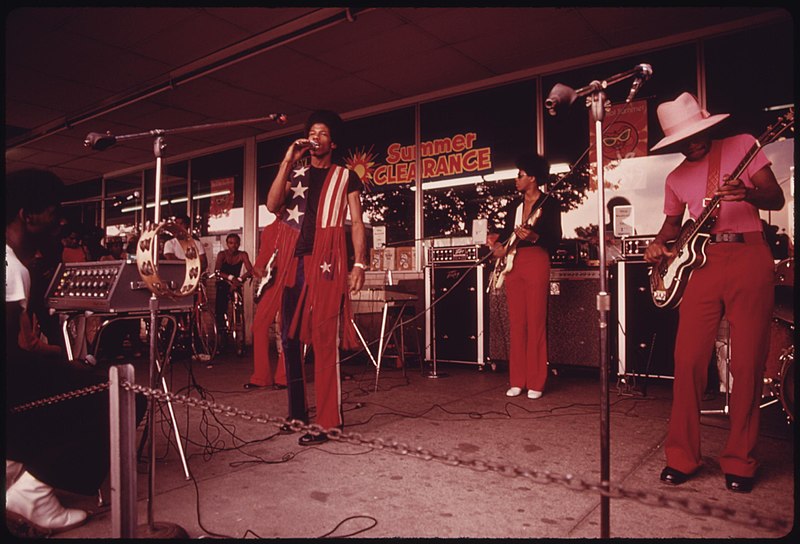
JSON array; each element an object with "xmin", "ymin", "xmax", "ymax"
[{"xmin": 345, "ymin": 132, "xmax": 493, "ymax": 189}]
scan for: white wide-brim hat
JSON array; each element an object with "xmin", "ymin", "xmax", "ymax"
[{"xmin": 650, "ymin": 92, "xmax": 730, "ymax": 151}]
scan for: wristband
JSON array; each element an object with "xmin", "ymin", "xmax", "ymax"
[{"xmin": 353, "ymin": 262, "xmax": 367, "ymax": 270}]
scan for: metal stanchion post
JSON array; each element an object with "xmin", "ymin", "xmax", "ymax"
[{"xmin": 109, "ymin": 364, "xmax": 137, "ymax": 539}]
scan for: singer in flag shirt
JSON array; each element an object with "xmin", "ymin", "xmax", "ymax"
[{"xmin": 265, "ymin": 110, "xmax": 367, "ymax": 445}]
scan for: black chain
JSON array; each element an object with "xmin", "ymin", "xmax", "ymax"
[{"xmin": 8, "ymin": 382, "xmax": 109, "ymax": 413}]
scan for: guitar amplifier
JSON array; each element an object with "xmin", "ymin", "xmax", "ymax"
[
  {"xmin": 429, "ymin": 245, "xmax": 490, "ymax": 264},
  {"xmin": 551, "ymin": 239, "xmax": 590, "ymax": 267},
  {"xmin": 46, "ymin": 260, "xmax": 195, "ymax": 313},
  {"xmin": 547, "ymin": 268, "xmax": 602, "ymax": 367},
  {"xmin": 615, "ymin": 261, "xmax": 678, "ymax": 379},
  {"xmin": 621, "ymin": 236, "xmax": 656, "ymax": 260},
  {"xmin": 426, "ymin": 262, "xmax": 489, "ymax": 366}
]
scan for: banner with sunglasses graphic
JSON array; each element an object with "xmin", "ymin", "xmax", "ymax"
[{"xmin": 587, "ymin": 99, "xmax": 648, "ymax": 189}]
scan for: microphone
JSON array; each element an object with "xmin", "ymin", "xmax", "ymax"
[
  {"xmin": 269, "ymin": 113, "xmax": 287, "ymax": 125},
  {"xmin": 84, "ymin": 131, "xmax": 117, "ymax": 151},
  {"xmin": 545, "ymin": 83, "xmax": 578, "ymax": 116},
  {"xmin": 296, "ymin": 139, "xmax": 319, "ymax": 149},
  {"xmin": 625, "ymin": 64, "xmax": 652, "ymax": 103}
]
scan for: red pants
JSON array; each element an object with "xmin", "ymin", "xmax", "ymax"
[
  {"xmin": 504, "ymin": 247, "xmax": 551, "ymax": 392},
  {"xmin": 283, "ymin": 256, "xmax": 344, "ymax": 430},
  {"xmin": 249, "ymin": 292, "xmax": 286, "ymax": 387},
  {"xmin": 665, "ymin": 239, "xmax": 773, "ymax": 477}
]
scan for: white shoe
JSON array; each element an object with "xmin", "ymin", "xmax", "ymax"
[
  {"xmin": 527, "ymin": 390, "xmax": 543, "ymax": 399},
  {"xmin": 5, "ymin": 471, "xmax": 88, "ymax": 535},
  {"xmin": 506, "ymin": 387, "xmax": 522, "ymax": 397}
]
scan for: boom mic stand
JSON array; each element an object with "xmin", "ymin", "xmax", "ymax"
[
  {"xmin": 546, "ymin": 64, "xmax": 652, "ymax": 540},
  {"xmin": 85, "ymin": 112, "xmax": 286, "ymax": 538}
]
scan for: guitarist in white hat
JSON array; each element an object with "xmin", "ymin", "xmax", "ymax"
[{"xmin": 644, "ymin": 92, "xmax": 786, "ymax": 493}]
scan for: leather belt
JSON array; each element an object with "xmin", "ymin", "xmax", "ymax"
[{"xmin": 709, "ymin": 231, "xmax": 765, "ymax": 244}]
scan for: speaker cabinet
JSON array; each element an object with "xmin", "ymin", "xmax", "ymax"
[
  {"xmin": 616, "ymin": 261, "xmax": 678, "ymax": 379},
  {"xmin": 547, "ymin": 269, "xmax": 602, "ymax": 367},
  {"xmin": 427, "ymin": 263, "xmax": 488, "ymax": 365}
]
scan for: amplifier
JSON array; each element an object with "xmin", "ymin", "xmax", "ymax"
[
  {"xmin": 551, "ymin": 239, "xmax": 590, "ymax": 267},
  {"xmin": 621, "ymin": 236, "xmax": 656, "ymax": 259},
  {"xmin": 615, "ymin": 260, "xmax": 678, "ymax": 379},
  {"xmin": 426, "ymin": 262, "xmax": 488, "ymax": 366},
  {"xmin": 46, "ymin": 260, "xmax": 195, "ymax": 313},
  {"xmin": 429, "ymin": 245, "xmax": 489, "ymax": 264},
  {"xmin": 547, "ymin": 268, "xmax": 602, "ymax": 367}
]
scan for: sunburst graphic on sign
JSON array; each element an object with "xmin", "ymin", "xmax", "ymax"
[{"xmin": 345, "ymin": 146, "xmax": 378, "ymax": 191}]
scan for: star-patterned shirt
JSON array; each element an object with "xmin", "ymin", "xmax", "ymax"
[{"xmin": 289, "ymin": 165, "xmax": 362, "ymax": 256}]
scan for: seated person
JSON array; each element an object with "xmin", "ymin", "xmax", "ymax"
[
  {"xmin": 214, "ymin": 233, "xmax": 254, "ymax": 343},
  {"xmin": 162, "ymin": 214, "xmax": 208, "ymax": 272},
  {"xmin": 60, "ymin": 226, "xmax": 89, "ymax": 263},
  {"xmin": 99, "ymin": 236, "xmax": 129, "ymax": 261},
  {"xmin": 5, "ymin": 169, "xmax": 145, "ymax": 535}
]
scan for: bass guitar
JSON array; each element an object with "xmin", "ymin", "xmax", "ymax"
[
  {"xmin": 649, "ymin": 109, "xmax": 794, "ymax": 309},
  {"xmin": 254, "ymin": 248, "xmax": 279, "ymax": 303}
]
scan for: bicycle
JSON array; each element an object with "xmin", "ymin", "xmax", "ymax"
[
  {"xmin": 214, "ymin": 271, "xmax": 247, "ymax": 357},
  {"xmin": 138, "ymin": 273, "xmax": 217, "ymax": 365},
  {"xmin": 187, "ymin": 272, "xmax": 218, "ymax": 363}
]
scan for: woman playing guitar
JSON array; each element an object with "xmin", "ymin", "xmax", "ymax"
[{"xmin": 489, "ymin": 153, "xmax": 561, "ymax": 400}]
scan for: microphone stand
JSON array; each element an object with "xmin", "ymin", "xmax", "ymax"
[
  {"xmin": 546, "ymin": 65, "xmax": 650, "ymax": 539},
  {"xmin": 85, "ymin": 113, "xmax": 286, "ymax": 539},
  {"xmin": 588, "ymin": 86, "xmax": 613, "ymax": 540}
]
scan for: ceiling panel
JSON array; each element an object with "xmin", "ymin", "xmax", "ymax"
[{"xmin": 4, "ymin": 6, "xmax": 789, "ymax": 185}]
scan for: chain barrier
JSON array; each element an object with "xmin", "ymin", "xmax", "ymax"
[
  {"xmin": 8, "ymin": 382, "xmax": 109, "ymax": 414},
  {"xmin": 9, "ymin": 380, "xmax": 791, "ymax": 533}
]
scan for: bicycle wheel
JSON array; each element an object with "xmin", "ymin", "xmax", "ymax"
[
  {"xmin": 229, "ymin": 292, "xmax": 246, "ymax": 357},
  {"xmin": 192, "ymin": 307, "xmax": 218, "ymax": 363}
]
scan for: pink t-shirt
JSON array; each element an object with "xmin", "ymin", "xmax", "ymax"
[{"xmin": 663, "ymin": 134, "xmax": 770, "ymax": 233}]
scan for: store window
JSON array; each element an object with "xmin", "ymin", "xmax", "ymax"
[
  {"xmin": 419, "ymin": 80, "xmax": 537, "ymax": 239},
  {"xmin": 141, "ymin": 161, "xmax": 190, "ymax": 227},
  {"xmin": 704, "ymin": 21, "xmax": 794, "ymax": 245},
  {"xmin": 189, "ymin": 148, "xmax": 244, "ymax": 237},
  {"xmin": 104, "ymin": 172, "xmax": 143, "ymax": 241},
  {"xmin": 542, "ymin": 45, "xmax": 697, "ymax": 240}
]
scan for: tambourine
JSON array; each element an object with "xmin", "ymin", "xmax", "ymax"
[{"xmin": 136, "ymin": 220, "xmax": 201, "ymax": 298}]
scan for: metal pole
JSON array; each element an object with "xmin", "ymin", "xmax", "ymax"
[
  {"xmin": 589, "ymin": 91, "xmax": 612, "ymax": 539},
  {"xmin": 109, "ymin": 364, "xmax": 137, "ymax": 539}
]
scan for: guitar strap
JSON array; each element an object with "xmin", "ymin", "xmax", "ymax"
[
  {"xmin": 514, "ymin": 202, "xmax": 524, "ymax": 225},
  {"xmin": 704, "ymin": 140, "xmax": 723, "ymax": 199}
]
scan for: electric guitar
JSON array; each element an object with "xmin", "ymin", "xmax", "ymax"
[
  {"xmin": 254, "ymin": 248, "xmax": 279, "ymax": 303},
  {"xmin": 649, "ymin": 109, "xmax": 794, "ymax": 309},
  {"xmin": 488, "ymin": 194, "xmax": 549, "ymax": 292}
]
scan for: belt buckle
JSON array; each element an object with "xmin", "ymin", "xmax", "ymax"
[{"xmin": 715, "ymin": 232, "xmax": 741, "ymax": 243}]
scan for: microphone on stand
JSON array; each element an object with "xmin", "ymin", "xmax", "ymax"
[
  {"xmin": 625, "ymin": 64, "xmax": 653, "ymax": 103},
  {"xmin": 269, "ymin": 113, "xmax": 288, "ymax": 125},
  {"xmin": 545, "ymin": 83, "xmax": 578, "ymax": 116},
  {"xmin": 84, "ymin": 131, "xmax": 117, "ymax": 151}
]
